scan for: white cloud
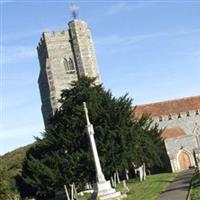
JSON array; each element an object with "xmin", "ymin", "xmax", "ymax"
[
  {"xmin": 1, "ymin": 122, "xmax": 44, "ymax": 155},
  {"xmin": 2, "ymin": 30, "xmax": 42, "ymax": 42},
  {"xmin": 1, "ymin": 24, "xmax": 65, "ymax": 43},
  {"xmin": 2, "ymin": 45, "xmax": 37, "ymax": 64},
  {"xmin": 106, "ymin": 2, "xmax": 127, "ymax": 16},
  {"xmin": 3, "ymin": 125, "xmax": 40, "ymax": 140},
  {"xmin": 174, "ymin": 50, "xmax": 200, "ymax": 56},
  {"xmin": 94, "ymin": 28, "xmax": 200, "ymax": 47},
  {"xmin": 105, "ymin": 2, "xmax": 144, "ymax": 16},
  {"xmin": 2, "ymin": 78, "xmax": 34, "ymax": 85},
  {"xmin": 95, "ymin": 32, "xmax": 167, "ymax": 47},
  {"xmin": 0, "ymin": 0, "xmax": 14, "ymax": 4}
]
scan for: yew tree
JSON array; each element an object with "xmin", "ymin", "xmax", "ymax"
[{"xmin": 19, "ymin": 77, "xmax": 165, "ymax": 199}]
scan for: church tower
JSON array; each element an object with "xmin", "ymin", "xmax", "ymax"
[{"xmin": 37, "ymin": 19, "xmax": 101, "ymax": 126}]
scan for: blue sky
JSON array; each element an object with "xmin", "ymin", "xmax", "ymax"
[{"xmin": 1, "ymin": 1, "xmax": 200, "ymax": 155}]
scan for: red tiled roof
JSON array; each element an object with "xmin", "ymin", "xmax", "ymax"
[
  {"xmin": 134, "ymin": 96, "xmax": 200, "ymax": 118},
  {"xmin": 161, "ymin": 127, "xmax": 186, "ymax": 139}
]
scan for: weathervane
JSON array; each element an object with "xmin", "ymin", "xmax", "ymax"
[{"xmin": 69, "ymin": 3, "xmax": 79, "ymax": 19}]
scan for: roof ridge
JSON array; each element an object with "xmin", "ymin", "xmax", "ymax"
[
  {"xmin": 134, "ymin": 95, "xmax": 200, "ymax": 118},
  {"xmin": 135, "ymin": 95, "xmax": 200, "ymax": 107}
]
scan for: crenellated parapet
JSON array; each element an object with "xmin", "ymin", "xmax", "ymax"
[
  {"xmin": 153, "ymin": 109, "xmax": 200, "ymax": 123},
  {"xmin": 37, "ymin": 33, "xmax": 46, "ymax": 53},
  {"xmin": 43, "ymin": 30, "xmax": 67, "ymax": 38},
  {"xmin": 134, "ymin": 96, "xmax": 200, "ymax": 136},
  {"xmin": 134, "ymin": 96, "xmax": 200, "ymax": 173},
  {"xmin": 37, "ymin": 19, "xmax": 101, "ymax": 126}
]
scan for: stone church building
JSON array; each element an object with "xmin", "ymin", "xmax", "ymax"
[
  {"xmin": 37, "ymin": 18, "xmax": 200, "ymax": 173},
  {"xmin": 135, "ymin": 96, "xmax": 200, "ymax": 172},
  {"xmin": 37, "ymin": 19, "xmax": 100, "ymax": 126}
]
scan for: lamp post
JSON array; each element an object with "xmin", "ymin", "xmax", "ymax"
[{"xmin": 83, "ymin": 102, "xmax": 121, "ymax": 200}]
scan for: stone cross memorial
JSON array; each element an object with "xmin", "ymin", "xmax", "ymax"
[{"xmin": 83, "ymin": 102, "xmax": 121, "ymax": 200}]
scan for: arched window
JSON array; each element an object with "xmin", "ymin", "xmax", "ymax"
[
  {"xmin": 63, "ymin": 58, "xmax": 75, "ymax": 73},
  {"xmin": 68, "ymin": 58, "xmax": 75, "ymax": 71},
  {"xmin": 63, "ymin": 58, "xmax": 69, "ymax": 70}
]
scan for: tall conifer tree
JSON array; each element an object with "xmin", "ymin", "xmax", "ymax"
[{"xmin": 19, "ymin": 77, "xmax": 165, "ymax": 199}]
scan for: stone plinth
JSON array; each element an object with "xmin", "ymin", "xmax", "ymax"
[
  {"xmin": 83, "ymin": 103, "xmax": 122, "ymax": 200},
  {"xmin": 91, "ymin": 180, "xmax": 121, "ymax": 200}
]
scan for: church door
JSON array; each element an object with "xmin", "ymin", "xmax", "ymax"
[{"xmin": 178, "ymin": 151, "xmax": 191, "ymax": 171}]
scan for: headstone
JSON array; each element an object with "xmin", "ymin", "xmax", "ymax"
[
  {"xmin": 64, "ymin": 185, "xmax": 70, "ymax": 200},
  {"xmin": 142, "ymin": 163, "xmax": 146, "ymax": 181},
  {"xmin": 132, "ymin": 162, "xmax": 147, "ymax": 182},
  {"xmin": 79, "ymin": 191, "xmax": 84, "ymax": 196},
  {"xmin": 134, "ymin": 165, "xmax": 143, "ymax": 182},
  {"xmin": 111, "ymin": 176, "xmax": 114, "ymax": 188},
  {"xmin": 85, "ymin": 183, "xmax": 89, "ymax": 190},
  {"xmin": 122, "ymin": 180, "xmax": 129, "ymax": 194},
  {"xmin": 139, "ymin": 166, "xmax": 143, "ymax": 182},
  {"xmin": 113, "ymin": 173, "xmax": 117, "ymax": 187},
  {"xmin": 70, "ymin": 184, "xmax": 74, "ymax": 200},
  {"xmin": 73, "ymin": 183, "xmax": 77, "ymax": 199},
  {"xmin": 116, "ymin": 170, "xmax": 121, "ymax": 183},
  {"xmin": 125, "ymin": 169, "xmax": 129, "ymax": 180}
]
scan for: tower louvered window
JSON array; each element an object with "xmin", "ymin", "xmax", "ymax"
[
  {"xmin": 68, "ymin": 58, "xmax": 75, "ymax": 71},
  {"xmin": 63, "ymin": 58, "xmax": 75, "ymax": 73}
]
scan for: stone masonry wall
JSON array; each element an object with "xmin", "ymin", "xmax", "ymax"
[
  {"xmin": 37, "ymin": 31, "xmax": 78, "ymax": 125},
  {"xmin": 68, "ymin": 20, "xmax": 101, "ymax": 84},
  {"xmin": 150, "ymin": 109, "xmax": 200, "ymax": 172},
  {"xmin": 44, "ymin": 31, "xmax": 78, "ymax": 108},
  {"xmin": 37, "ymin": 20, "xmax": 101, "ymax": 126},
  {"xmin": 165, "ymin": 135, "xmax": 198, "ymax": 172},
  {"xmin": 152, "ymin": 109, "xmax": 200, "ymax": 135}
]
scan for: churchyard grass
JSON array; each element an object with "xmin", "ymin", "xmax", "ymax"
[
  {"xmin": 79, "ymin": 172, "xmax": 177, "ymax": 200},
  {"xmin": 190, "ymin": 172, "xmax": 200, "ymax": 200}
]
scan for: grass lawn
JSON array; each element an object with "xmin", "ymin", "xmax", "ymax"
[
  {"xmin": 79, "ymin": 173, "xmax": 177, "ymax": 200},
  {"xmin": 190, "ymin": 172, "xmax": 200, "ymax": 200}
]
